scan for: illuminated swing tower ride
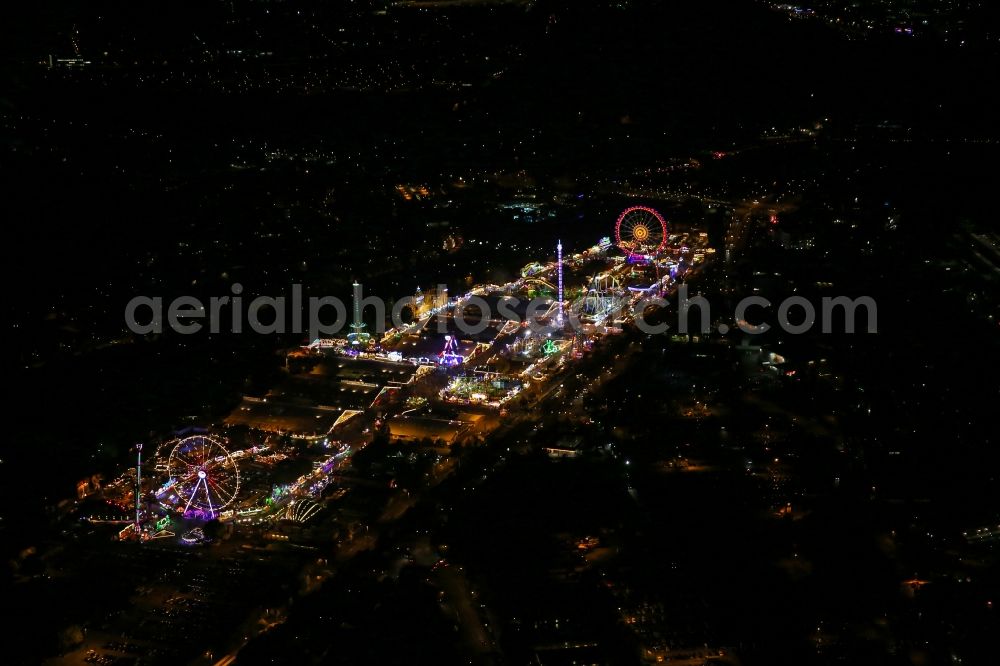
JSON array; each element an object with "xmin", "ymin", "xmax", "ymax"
[
  {"xmin": 348, "ymin": 280, "xmax": 371, "ymax": 346},
  {"xmin": 557, "ymin": 240, "xmax": 564, "ymax": 326}
]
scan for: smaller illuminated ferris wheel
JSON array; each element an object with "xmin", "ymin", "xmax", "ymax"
[
  {"xmin": 615, "ymin": 206, "xmax": 668, "ymax": 258},
  {"xmin": 167, "ymin": 435, "xmax": 240, "ymax": 518}
]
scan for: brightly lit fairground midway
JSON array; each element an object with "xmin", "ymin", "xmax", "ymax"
[
  {"xmin": 98, "ymin": 431, "xmax": 347, "ymax": 544},
  {"xmin": 315, "ymin": 205, "xmax": 710, "ymax": 368},
  {"xmin": 94, "ymin": 206, "xmax": 712, "ymax": 544}
]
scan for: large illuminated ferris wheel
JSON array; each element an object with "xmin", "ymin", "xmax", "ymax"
[
  {"xmin": 615, "ymin": 206, "xmax": 668, "ymax": 258},
  {"xmin": 167, "ymin": 435, "xmax": 240, "ymax": 518}
]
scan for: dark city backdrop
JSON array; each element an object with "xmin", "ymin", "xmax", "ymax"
[{"xmin": 2, "ymin": 2, "xmax": 999, "ymax": 665}]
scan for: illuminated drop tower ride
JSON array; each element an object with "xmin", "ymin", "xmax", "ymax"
[
  {"xmin": 348, "ymin": 280, "xmax": 371, "ymax": 346},
  {"xmin": 135, "ymin": 443, "xmax": 143, "ymax": 533},
  {"xmin": 557, "ymin": 240, "xmax": 564, "ymax": 326}
]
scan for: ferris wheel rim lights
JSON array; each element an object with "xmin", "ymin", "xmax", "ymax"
[
  {"xmin": 166, "ymin": 435, "xmax": 240, "ymax": 518},
  {"xmin": 615, "ymin": 205, "xmax": 668, "ymax": 257}
]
